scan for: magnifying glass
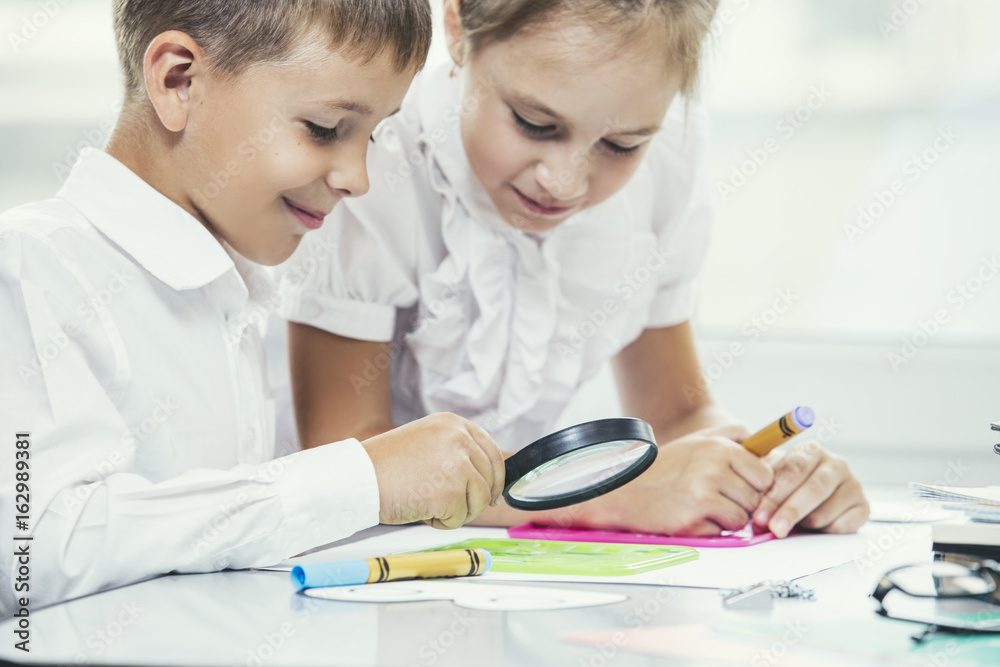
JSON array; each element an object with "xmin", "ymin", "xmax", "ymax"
[{"xmin": 502, "ymin": 418, "xmax": 658, "ymax": 511}]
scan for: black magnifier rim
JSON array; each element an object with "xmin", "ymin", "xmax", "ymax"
[{"xmin": 502, "ymin": 418, "xmax": 657, "ymax": 511}]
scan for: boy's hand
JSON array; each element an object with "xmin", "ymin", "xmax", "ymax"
[
  {"xmin": 572, "ymin": 424, "xmax": 774, "ymax": 536},
  {"xmin": 752, "ymin": 442, "xmax": 870, "ymax": 538},
  {"xmin": 361, "ymin": 413, "xmax": 506, "ymax": 529}
]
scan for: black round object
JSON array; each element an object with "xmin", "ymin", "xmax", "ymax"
[{"xmin": 502, "ymin": 418, "xmax": 658, "ymax": 511}]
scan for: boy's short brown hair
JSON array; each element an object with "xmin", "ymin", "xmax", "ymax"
[{"xmin": 114, "ymin": 0, "xmax": 432, "ymax": 101}]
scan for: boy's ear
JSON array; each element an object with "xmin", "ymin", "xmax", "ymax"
[
  {"xmin": 442, "ymin": 0, "xmax": 465, "ymax": 67},
  {"xmin": 143, "ymin": 31, "xmax": 205, "ymax": 133}
]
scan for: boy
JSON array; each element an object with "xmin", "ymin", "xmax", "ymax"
[{"xmin": 0, "ymin": 0, "xmax": 504, "ymax": 613}]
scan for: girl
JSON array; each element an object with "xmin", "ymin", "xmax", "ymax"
[{"xmin": 281, "ymin": 0, "xmax": 869, "ymax": 537}]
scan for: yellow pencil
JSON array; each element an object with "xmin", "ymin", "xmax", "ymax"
[{"xmin": 741, "ymin": 407, "xmax": 815, "ymax": 456}]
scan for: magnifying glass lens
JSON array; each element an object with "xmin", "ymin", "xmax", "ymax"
[
  {"xmin": 502, "ymin": 418, "xmax": 658, "ymax": 510},
  {"xmin": 508, "ymin": 440, "xmax": 652, "ymax": 502}
]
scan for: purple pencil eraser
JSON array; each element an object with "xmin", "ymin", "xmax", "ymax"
[{"xmin": 791, "ymin": 406, "xmax": 815, "ymax": 430}]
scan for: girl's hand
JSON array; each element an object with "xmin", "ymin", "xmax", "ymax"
[
  {"xmin": 361, "ymin": 413, "xmax": 506, "ymax": 529},
  {"xmin": 752, "ymin": 442, "xmax": 870, "ymax": 538},
  {"xmin": 565, "ymin": 423, "xmax": 775, "ymax": 536}
]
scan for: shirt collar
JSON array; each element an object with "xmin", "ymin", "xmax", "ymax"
[{"xmin": 57, "ymin": 148, "xmax": 235, "ymax": 291}]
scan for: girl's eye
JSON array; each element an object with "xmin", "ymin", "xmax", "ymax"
[
  {"xmin": 305, "ymin": 121, "xmax": 339, "ymax": 143},
  {"xmin": 512, "ymin": 110, "xmax": 555, "ymax": 136},
  {"xmin": 601, "ymin": 139, "xmax": 640, "ymax": 156}
]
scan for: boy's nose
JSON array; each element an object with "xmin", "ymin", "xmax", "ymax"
[{"xmin": 325, "ymin": 151, "xmax": 370, "ymax": 198}]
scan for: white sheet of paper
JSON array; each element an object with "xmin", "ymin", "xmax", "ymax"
[
  {"xmin": 302, "ymin": 580, "xmax": 626, "ymax": 611},
  {"xmin": 910, "ymin": 483, "xmax": 1000, "ymax": 505},
  {"xmin": 270, "ymin": 523, "xmax": 928, "ymax": 590},
  {"xmin": 868, "ymin": 500, "xmax": 957, "ymax": 523}
]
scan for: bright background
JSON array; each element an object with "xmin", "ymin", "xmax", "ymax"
[{"xmin": 2, "ymin": 0, "xmax": 998, "ymax": 483}]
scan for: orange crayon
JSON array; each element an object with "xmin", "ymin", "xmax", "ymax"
[{"xmin": 292, "ymin": 548, "xmax": 491, "ymax": 590}]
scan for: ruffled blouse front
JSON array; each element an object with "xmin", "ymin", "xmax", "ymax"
[{"xmin": 281, "ymin": 63, "xmax": 713, "ymax": 450}]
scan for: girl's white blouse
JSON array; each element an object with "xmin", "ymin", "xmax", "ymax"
[{"xmin": 281, "ymin": 64, "xmax": 714, "ymax": 450}]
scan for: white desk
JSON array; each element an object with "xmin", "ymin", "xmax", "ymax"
[{"xmin": 3, "ymin": 501, "xmax": 999, "ymax": 665}]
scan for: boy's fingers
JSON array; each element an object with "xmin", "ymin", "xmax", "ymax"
[
  {"xmin": 461, "ymin": 435, "xmax": 495, "ymax": 500},
  {"xmin": 464, "ymin": 476, "xmax": 492, "ymax": 522},
  {"xmin": 466, "ymin": 421, "xmax": 506, "ymax": 504},
  {"xmin": 427, "ymin": 502, "xmax": 465, "ymax": 530}
]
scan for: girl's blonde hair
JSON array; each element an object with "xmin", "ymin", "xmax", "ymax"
[
  {"xmin": 114, "ymin": 0, "xmax": 432, "ymax": 102},
  {"xmin": 457, "ymin": 0, "xmax": 719, "ymax": 96}
]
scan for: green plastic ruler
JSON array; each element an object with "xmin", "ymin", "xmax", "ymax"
[{"xmin": 402, "ymin": 538, "xmax": 698, "ymax": 576}]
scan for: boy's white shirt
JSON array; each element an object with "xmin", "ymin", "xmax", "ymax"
[
  {"xmin": 280, "ymin": 63, "xmax": 714, "ymax": 451},
  {"xmin": 0, "ymin": 149, "xmax": 379, "ymax": 612}
]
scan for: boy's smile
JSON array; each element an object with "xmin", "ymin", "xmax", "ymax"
[
  {"xmin": 282, "ymin": 196, "xmax": 329, "ymax": 231},
  {"xmin": 187, "ymin": 46, "xmax": 413, "ymax": 265},
  {"xmin": 123, "ymin": 34, "xmax": 416, "ymax": 267}
]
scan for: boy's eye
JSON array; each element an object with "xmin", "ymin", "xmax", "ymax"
[
  {"xmin": 601, "ymin": 139, "xmax": 640, "ymax": 156},
  {"xmin": 512, "ymin": 110, "xmax": 556, "ymax": 136},
  {"xmin": 305, "ymin": 121, "xmax": 339, "ymax": 143}
]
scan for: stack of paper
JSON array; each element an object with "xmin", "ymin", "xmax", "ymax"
[
  {"xmin": 909, "ymin": 483, "xmax": 1000, "ymax": 522},
  {"xmin": 910, "ymin": 483, "xmax": 1000, "ymax": 558}
]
